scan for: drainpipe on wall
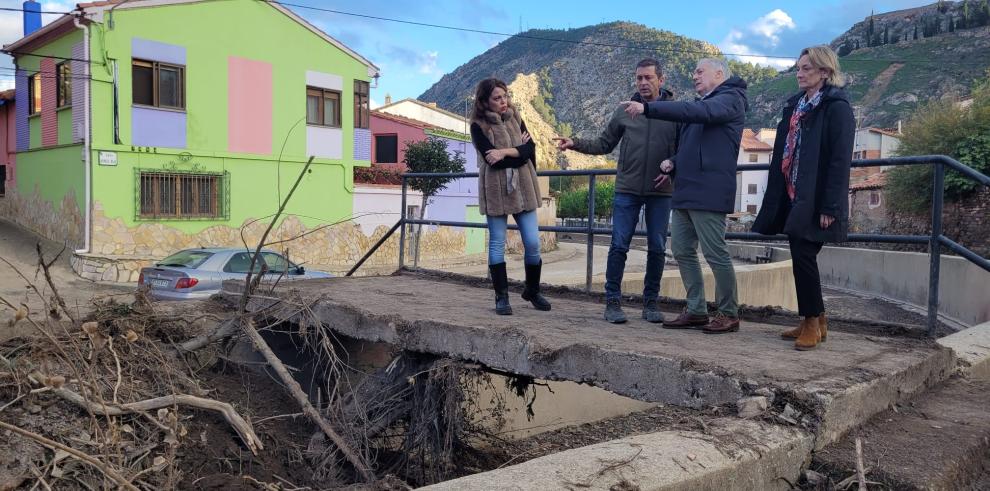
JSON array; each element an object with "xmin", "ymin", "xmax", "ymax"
[{"xmin": 73, "ymin": 15, "xmax": 91, "ymax": 254}]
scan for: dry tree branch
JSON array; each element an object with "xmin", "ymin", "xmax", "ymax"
[
  {"xmin": 24, "ymin": 370, "xmax": 264, "ymax": 455},
  {"xmin": 238, "ymin": 156, "xmax": 315, "ymax": 314},
  {"xmin": 35, "ymin": 243, "xmax": 75, "ymax": 323},
  {"xmin": 241, "ymin": 318, "xmax": 372, "ymax": 479},
  {"xmin": 226, "ymin": 156, "xmax": 373, "ymax": 480},
  {"xmin": 0, "ymin": 420, "xmax": 139, "ymax": 491}
]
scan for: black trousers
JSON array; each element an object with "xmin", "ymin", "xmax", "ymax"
[{"xmin": 788, "ymin": 236, "xmax": 825, "ymax": 317}]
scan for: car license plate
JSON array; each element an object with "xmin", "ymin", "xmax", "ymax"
[{"xmin": 150, "ymin": 279, "xmax": 170, "ymax": 288}]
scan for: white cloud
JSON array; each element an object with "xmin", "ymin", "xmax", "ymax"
[
  {"xmin": 750, "ymin": 9, "xmax": 796, "ymax": 47},
  {"xmin": 719, "ymin": 10, "xmax": 797, "ymax": 70},
  {"xmin": 418, "ymin": 51, "xmax": 439, "ymax": 75},
  {"xmin": 0, "ymin": 78, "xmax": 14, "ymax": 91}
]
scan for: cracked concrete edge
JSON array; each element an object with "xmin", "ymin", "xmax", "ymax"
[
  {"xmin": 420, "ymin": 418, "xmax": 814, "ymax": 491},
  {"xmin": 937, "ymin": 322, "xmax": 990, "ymax": 380},
  {"xmin": 802, "ymin": 345, "xmax": 956, "ymax": 449},
  {"xmin": 290, "ymin": 300, "xmax": 745, "ymax": 408}
]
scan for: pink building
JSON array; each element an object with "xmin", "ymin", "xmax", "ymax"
[
  {"xmin": 369, "ymin": 110, "xmax": 430, "ymax": 170},
  {"xmin": 0, "ymin": 90, "xmax": 14, "ymax": 197}
]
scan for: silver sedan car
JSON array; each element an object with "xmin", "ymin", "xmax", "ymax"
[{"xmin": 139, "ymin": 248, "xmax": 332, "ymax": 300}]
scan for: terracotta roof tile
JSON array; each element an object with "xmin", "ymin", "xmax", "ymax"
[
  {"xmin": 371, "ymin": 110, "xmax": 436, "ymax": 129},
  {"xmin": 849, "ymin": 172, "xmax": 887, "ymax": 191},
  {"xmin": 741, "ymin": 128, "xmax": 772, "ymax": 151}
]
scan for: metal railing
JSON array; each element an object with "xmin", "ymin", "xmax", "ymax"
[{"xmin": 348, "ymin": 156, "xmax": 990, "ymax": 337}]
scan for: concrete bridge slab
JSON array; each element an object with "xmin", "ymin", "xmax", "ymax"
[{"xmin": 259, "ymin": 273, "xmax": 955, "ymax": 448}]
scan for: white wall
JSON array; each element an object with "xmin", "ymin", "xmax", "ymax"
[
  {"xmin": 736, "ymin": 150, "xmax": 771, "ymax": 214},
  {"xmin": 352, "ymin": 185, "xmax": 423, "ymax": 235},
  {"xmin": 378, "ymin": 100, "xmax": 470, "ymax": 134}
]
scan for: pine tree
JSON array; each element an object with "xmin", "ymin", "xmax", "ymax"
[
  {"xmin": 884, "ymin": 25, "xmax": 889, "ymax": 44},
  {"xmin": 914, "ymin": 24, "xmax": 919, "ymax": 39},
  {"xmin": 963, "ymin": 0, "xmax": 970, "ymax": 28},
  {"xmin": 867, "ymin": 12, "xmax": 875, "ymax": 46}
]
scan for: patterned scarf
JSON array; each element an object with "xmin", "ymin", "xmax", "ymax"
[{"xmin": 781, "ymin": 90, "xmax": 824, "ymax": 201}]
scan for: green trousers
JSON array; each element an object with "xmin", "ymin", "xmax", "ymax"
[{"xmin": 670, "ymin": 209, "xmax": 738, "ymax": 317}]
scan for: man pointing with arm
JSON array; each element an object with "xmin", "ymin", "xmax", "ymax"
[{"xmin": 621, "ymin": 58, "xmax": 747, "ymax": 334}]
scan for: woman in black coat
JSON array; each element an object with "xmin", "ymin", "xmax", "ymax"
[{"xmin": 752, "ymin": 46, "xmax": 856, "ymax": 351}]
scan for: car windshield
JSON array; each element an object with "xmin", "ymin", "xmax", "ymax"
[{"xmin": 157, "ymin": 250, "xmax": 213, "ymax": 269}]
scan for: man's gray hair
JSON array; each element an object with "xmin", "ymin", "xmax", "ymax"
[{"xmin": 698, "ymin": 58, "xmax": 731, "ymax": 78}]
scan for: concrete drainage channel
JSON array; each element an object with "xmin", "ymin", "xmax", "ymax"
[{"xmin": 245, "ymin": 277, "xmax": 990, "ymax": 490}]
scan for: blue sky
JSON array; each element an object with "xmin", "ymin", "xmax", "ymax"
[{"xmin": 0, "ymin": 0, "xmax": 933, "ymax": 104}]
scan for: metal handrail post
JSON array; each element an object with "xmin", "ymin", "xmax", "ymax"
[
  {"xmin": 927, "ymin": 162, "xmax": 945, "ymax": 337},
  {"xmin": 399, "ymin": 176, "xmax": 408, "ymax": 270},
  {"xmin": 586, "ymin": 174, "xmax": 597, "ymax": 292}
]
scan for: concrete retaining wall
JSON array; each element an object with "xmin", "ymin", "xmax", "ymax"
[{"xmin": 817, "ymin": 246, "xmax": 990, "ymax": 326}]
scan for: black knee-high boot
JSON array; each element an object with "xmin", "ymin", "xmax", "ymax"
[
  {"xmin": 489, "ymin": 263, "xmax": 512, "ymax": 315},
  {"xmin": 521, "ymin": 261, "xmax": 551, "ymax": 311}
]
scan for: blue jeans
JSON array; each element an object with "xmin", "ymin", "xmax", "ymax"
[
  {"xmin": 605, "ymin": 193, "xmax": 672, "ymax": 300},
  {"xmin": 487, "ymin": 209, "xmax": 541, "ymax": 266}
]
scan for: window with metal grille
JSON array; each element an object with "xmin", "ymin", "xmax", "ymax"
[
  {"xmin": 306, "ymin": 87, "xmax": 341, "ymax": 127},
  {"xmin": 748, "ymin": 184, "xmax": 758, "ymax": 194},
  {"xmin": 56, "ymin": 62, "xmax": 71, "ymax": 108},
  {"xmin": 28, "ymin": 74, "xmax": 41, "ymax": 114},
  {"xmin": 374, "ymin": 134, "xmax": 398, "ymax": 163},
  {"xmin": 354, "ymin": 80, "xmax": 370, "ymax": 129},
  {"xmin": 869, "ymin": 190, "xmax": 881, "ymax": 207},
  {"xmin": 133, "ymin": 59, "xmax": 185, "ymax": 110},
  {"xmin": 746, "ymin": 204, "xmax": 757, "ymax": 214},
  {"xmin": 138, "ymin": 171, "xmax": 224, "ymax": 219},
  {"xmin": 748, "ymin": 153, "xmax": 758, "ymax": 162}
]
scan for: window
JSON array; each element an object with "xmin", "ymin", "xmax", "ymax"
[
  {"xmin": 56, "ymin": 62, "xmax": 71, "ymax": 107},
  {"xmin": 746, "ymin": 205, "xmax": 758, "ymax": 214},
  {"xmin": 354, "ymin": 80, "xmax": 370, "ymax": 129},
  {"xmin": 0, "ymin": 165, "xmax": 6, "ymax": 196},
  {"xmin": 869, "ymin": 190, "xmax": 881, "ymax": 207},
  {"xmin": 748, "ymin": 153, "xmax": 758, "ymax": 163},
  {"xmin": 133, "ymin": 59, "xmax": 185, "ymax": 109},
  {"xmin": 223, "ymin": 252, "xmax": 264, "ymax": 274},
  {"xmin": 406, "ymin": 205, "xmax": 420, "ymax": 219},
  {"xmin": 156, "ymin": 250, "xmax": 213, "ymax": 269},
  {"xmin": 139, "ymin": 171, "xmax": 224, "ymax": 219},
  {"xmin": 375, "ymin": 134, "xmax": 398, "ymax": 163},
  {"xmin": 853, "ymin": 151, "xmax": 862, "ymax": 160},
  {"xmin": 748, "ymin": 184, "xmax": 758, "ymax": 194},
  {"xmin": 306, "ymin": 87, "xmax": 341, "ymax": 127},
  {"xmin": 28, "ymin": 74, "xmax": 41, "ymax": 114},
  {"xmin": 223, "ymin": 252, "xmax": 298, "ymax": 274}
]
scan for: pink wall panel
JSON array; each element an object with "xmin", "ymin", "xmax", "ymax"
[
  {"xmin": 369, "ymin": 114, "xmax": 426, "ymax": 169},
  {"xmin": 40, "ymin": 58, "xmax": 57, "ymax": 147},
  {"xmin": 227, "ymin": 56, "xmax": 272, "ymax": 155}
]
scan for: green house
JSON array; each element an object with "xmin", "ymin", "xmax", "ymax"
[{"xmin": 1, "ymin": 0, "xmax": 379, "ymax": 281}]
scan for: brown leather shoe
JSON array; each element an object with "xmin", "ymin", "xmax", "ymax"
[
  {"xmin": 795, "ymin": 317, "xmax": 821, "ymax": 350},
  {"xmin": 703, "ymin": 313, "xmax": 740, "ymax": 334},
  {"xmin": 662, "ymin": 309, "xmax": 709, "ymax": 329},
  {"xmin": 818, "ymin": 313, "xmax": 828, "ymax": 342},
  {"xmin": 781, "ymin": 319, "xmax": 805, "ymax": 339}
]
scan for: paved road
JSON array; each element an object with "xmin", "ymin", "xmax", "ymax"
[{"xmin": 0, "ymin": 219, "xmax": 132, "ymax": 338}]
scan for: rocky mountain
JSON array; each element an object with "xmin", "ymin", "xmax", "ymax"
[
  {"xmin": 418, "ymin": 22, "xmax": 776, "ymax": 165},
  {"xmin": 748, "ymin": 1, "xmax": 990, "ymax": 128},
  {"xmin": 420, "ymin": 5, "xmax": 990, "ymax": 160}
]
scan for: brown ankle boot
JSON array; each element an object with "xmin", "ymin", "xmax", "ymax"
[
  {"xmin": 818, "ymin": 313, "xmax": 828, "ymax": 342},
  {"xmin": 795, "ymin": 317, "xmax": 821, "ymax": 351},
  {"xmin": 781, "ymin": 319, "xmax": 805, "ymax": 339}
]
